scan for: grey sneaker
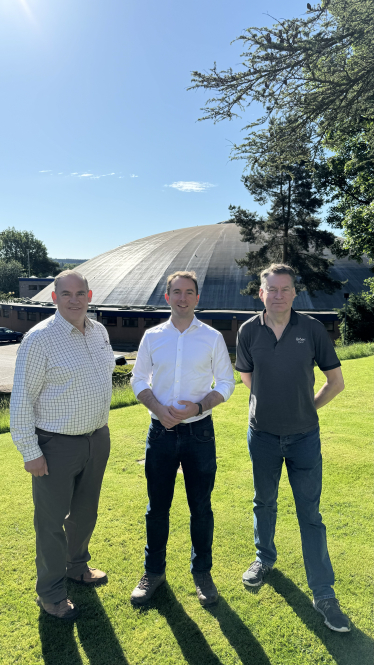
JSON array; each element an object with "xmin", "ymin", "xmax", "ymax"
[
  {"xmin": 193, "ymin": 572, "xmax": 218, "ymax": 606},
  {"xmin": 36, "ymin": 597, "xmax": 79, "ymax": 620},
  {"xmin": 130, "ymin": 572, "xmax": 166, "ymax": 605},
  {"xmin": 313, "ymin": 598, "xmax": 351, "ymax": 632},
  {"xmin": 242, "ymin": 560, "xmax": 271, "ymax": 587}
]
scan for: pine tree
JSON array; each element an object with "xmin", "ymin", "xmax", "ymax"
[{"xmin": 230, "ymin": 132, "xmax": 341, "ymax": 296}]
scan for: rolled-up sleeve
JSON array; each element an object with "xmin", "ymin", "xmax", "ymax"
[
  {"xmin": 211, "ymin": 334, "xmax": 235, "ymax": 401},
  {"xmin": 130, "ymin": 333, "xmax": 153, "ymax": 398},
  {"xmin": 10, "ymin": 334, "xmax": 47, "ymax": 462}
]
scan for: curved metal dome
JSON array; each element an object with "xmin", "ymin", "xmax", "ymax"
[{"xmin": 34, "ymin": 223, "xmax": 372, "ymax": 310}]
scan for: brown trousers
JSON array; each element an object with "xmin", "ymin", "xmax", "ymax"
[{"xmin": 32, "ymin": 426, "xmax": 110, "ymax": 603}]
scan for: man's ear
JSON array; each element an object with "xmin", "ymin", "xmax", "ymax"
[
  {"xmin": 196, "ymin": 294, "xmax": 200, "ymax": 303},
  {"xmin": 164, "ymin": 293, "xmax": 170, "ymax": 305},
  {"xmin": 51, "ymin": 291, "xmax": 57, "ymax": 302},
  {"xmin": 88, "ymin": 290, "xmax": 92, "ymax": 303},
  {"xmin": 258, "ymin": 288, "xmax": 264, "ymax": 303}
]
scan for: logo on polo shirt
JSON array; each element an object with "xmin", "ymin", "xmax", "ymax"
[{"xmin": 296, "ymin": 337, "xmax": 306, "ymax": 343}]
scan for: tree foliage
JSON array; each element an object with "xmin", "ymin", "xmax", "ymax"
[
  {"xmin": 190, "ymin": 0, "xmax": 374, "ymax": 160},
  {"xmin": 315, "ymin": 117, "xmax": 374, "ymax": 260},
  {"xmin": 337, "ymin": 278, "xmax": 374, "ymax": 342},
  {"xmin": 230, "ymin": 128, "xmax": 341, "ymax": 296},
  {"xmin": 0, "ymin": 259, "xmax": 25, "ymax": 296},
  {"xmin": 0, "ymin": 227, "xmax": 59, "ymax": 277}
]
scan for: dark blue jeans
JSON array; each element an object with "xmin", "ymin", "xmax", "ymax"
[
  {"xmin": 248, "ymin": 426, "xmax": 335, "ymax": 600},
  {"xmin": 144, "ymin": 416, "xmax": 217, "ymax": 575}
]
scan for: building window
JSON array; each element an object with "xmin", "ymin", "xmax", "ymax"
[
  {"xmin": 122, "ymin": 318, "xmax": 138, "ymax": 327},
  {"xmin": 40, "ymin": 312, "xmax": 53, "ymax": 320},
  {"xmin": 28, "ymin": 285, "xmax": 38, "ymax": 291},
  {"xmin": 102, "ymin": 316, "xmax": 117, "ymax": 327},
  {"xmin": 18, "ymin": 311, "xmax": 26, "ymax": 320},
  {"xmin": 2, "ymin": 309, "xmax": 10, "ymax": 318},
  {"xmin": 27, "ymin": 312, "xmax": 37, "ymax": 321},
  {"xmin": 211, "ymin": 319, "xmax": 232, "ymax": 331},
  {"xmin": 38, "ymin": 285, "xmax": 45, "ymax": 290},
  {"xmin": 144, "ymin": 318, "xmax": 160, "ymax": 329},
  {"xmin": 323, "ymin": 321, "xmax": 335, "ymax": 332}
]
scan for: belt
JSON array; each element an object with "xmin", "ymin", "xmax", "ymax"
[
  {"xmin": 36, "ymin": 427, "xmax": 97, "ymax": 438},
  {"xmin": 151, "ymin": 414, "xmax": 212, "ymax": 432}
]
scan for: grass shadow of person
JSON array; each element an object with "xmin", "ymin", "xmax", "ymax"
[
  {"xmin": 38, "ymin": 608, "xmax": 84, "ymax": 665},
  {"xmin": 134, "ymin": 581, "xmax": 224, "ymax": 665},
  {"xmin": 67, "ymin": 582, "xmax": 130, "ymax": 665},
  {"xmin": 206, "ymin": 595, "xmax": 272, "ymax": 665},
  {"xmin": 268, "ymin": 569, "xmax": 374, "ymax": 665}
]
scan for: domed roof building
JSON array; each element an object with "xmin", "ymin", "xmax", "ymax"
[
  {"xmin": 34, "ymin": 222, "xmax": 372, "ymax": 311},
  {"xmin": 1, "ymin": 223, "xmax": 370, "ymax": 351}
]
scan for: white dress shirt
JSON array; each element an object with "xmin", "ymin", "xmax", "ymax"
[
  {"xmin": 10, "ymin": 310, "xmax": 116, "ymax": 462},
  {"xmin": 131, "ymin": 315, "xmax": 235, "ymax": 422}
]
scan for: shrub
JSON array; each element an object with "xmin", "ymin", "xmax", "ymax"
[{"xmin": 336, "ymin": 279, "xmax": 374, "ymax": 343}]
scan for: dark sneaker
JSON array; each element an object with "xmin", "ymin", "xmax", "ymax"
[
  {"xmin": 68, "ymin": 566, "xmax": 108, "ymax": 586},
  {"xmin": 36, "ymin": 597, "xmax": 79, "ymax": 620},
  {"xmin": 193, "ymin": 572, "xmax": 218, "ymax": 606},
  {"xmin": 313, "ymin": 598, "xmax": 351, "ymax": 632},
  {"xmin": 242, "ymin": 560, "xmax": 271, "ymax": 587},
  {"xmin": 130, "ymin": 572, "xmax": 166, "ymax": 605}
]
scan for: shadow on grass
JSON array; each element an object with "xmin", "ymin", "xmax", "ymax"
[
  {"xmin": 135, "ymin": 582, "xmax": 271, "ymax": 665},
  {"xmin": 207, "ymin": 596, "xmax": 272, "ymax": 665},
  {"xmin": 39, "ymin": 583, "xmax": 129, "ymax": 665},
  {"xmin": 268, "ymin": 569, "xmax": 374, "ymax": 665},
  {"xmin": 135, "ymin": 581, "xmax": 223, "ymax": 665}
]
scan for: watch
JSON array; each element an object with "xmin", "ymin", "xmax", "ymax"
[{"xmin": 195, "ymin": 402, "xmax": 203, "ymax": 416}]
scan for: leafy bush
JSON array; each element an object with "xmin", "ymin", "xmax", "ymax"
[
  {"xmin": 336, "ymin": 278, "xmax": 374, "ymax": 343},
  {"xmin": 112, "ymin": 364, "xmax": 133, "ymax": 386}
]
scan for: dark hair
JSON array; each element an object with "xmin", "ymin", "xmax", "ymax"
[
  {"xmin": 260, "ymin": 264, "xmax": 296, "ymax": 288},
  {"xmin": 166, "ymin": 271, "xmax": 198, "ymax": 295}
]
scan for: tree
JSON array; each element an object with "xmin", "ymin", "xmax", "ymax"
[
  {"xmin": 0, "ymin": 259, "xmax": 25, "ymax": 296},
  {"xmin": 0, "ymin": 228, "xmax": 60, "ymax": 277},
  {"xmin": 336, "ymin": 278, "xmax": 374, "ymax": 343},
  {"xmin": 189, "ymin": 0, "xmax": 374, "ymax": 161},
  {"xmin": 315, "ymin": 117, "xmax": 374, "ymax": 260},
  {"xmin": 229, "ymin": 123, "xmax": 341, "ymax": 296}
]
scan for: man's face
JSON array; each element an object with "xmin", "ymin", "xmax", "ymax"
[
  {"xmin": 259, "ymin": 273, "xmax": 296, "ymax": 315},
  {"xmin": 165, "ymin": 277, "xmax": 199, "ymax": 319},
  {"xmin": 52, "ymin": 274, "xmax": 92, "ymax": 326}
]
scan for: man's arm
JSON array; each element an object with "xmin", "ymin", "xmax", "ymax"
[
  {"xmin": 137, "ymin": 388, "xmax": 183, "ymax": 429},
  {"xmin": 314, "ymin": 367, "xmax": 344, "ymax": 410},
  {"xmin": 240, "ymin": 372, "xmax": 252, "ymax": 390},
  {"xmin": 10, "ymin": 335, "xmax": 49, "ymax": 476}
]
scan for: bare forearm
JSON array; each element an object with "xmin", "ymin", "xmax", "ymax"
[
  {"xmin": 137, "ymin": 388, "xmax": 163, "ymax": 417},
  {"xmin": 314, "ymin": 382, "xmax": 344, "ymax": 410},
  {"xmin": 200, "ymin": 390, "xmax": 224, "ymax": 413},
  {"xmin": 240, "ymin": 372, "xmax": 252, "ymax": 390}
]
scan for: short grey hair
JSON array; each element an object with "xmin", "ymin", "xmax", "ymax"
[
  {"xmin": 260, "ymin": 264, "xmax": 296, "ymax": 289},
  {"xmin": 54, "ymin": 270, "xmax": 89, "ymax": 292}
]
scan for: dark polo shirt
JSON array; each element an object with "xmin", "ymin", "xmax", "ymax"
[{"xmin": 236, "ymin": 309, "xmax": 341, "ymax": 436}]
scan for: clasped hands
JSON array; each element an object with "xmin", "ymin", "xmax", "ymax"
[{"xmin": 157, "ymin": 401, "xmax": 200, "ymax": 429}]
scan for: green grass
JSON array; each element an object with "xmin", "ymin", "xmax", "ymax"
[
  {"xmin": 0, "ymin": 357, "xmax": 373, "ymax": 664},
  {"xmin": 334, "ymin": 341, "xmax": 374, "ymax": 361}
]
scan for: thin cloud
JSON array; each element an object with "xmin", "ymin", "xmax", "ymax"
[
  {"xmin": 71, "ymin": 172, "xmax": 79, "ymax": 175},
  {"xmin": 39, "ymin": 170, "xmax": 52, "ymax": 173},
  {"xmin": 78, "ymin": 173, "xmax": 94, "ymax": 177},
  {"xmin": 130, "ymin": 174, "xmax": 138, "ymax": 178},
  {"xmin": 166, "ymin": 181, "xmax": 216, "ymax": 193}
]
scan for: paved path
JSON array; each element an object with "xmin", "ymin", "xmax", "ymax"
[{"xmin": 0, "ymin": 343, "xmax": 19, "ymax": 392}]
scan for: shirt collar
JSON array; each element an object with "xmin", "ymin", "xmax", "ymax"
[
  {"xmin": 54, "ymin": 309, "xmax": 94, "ymax": 334},
  {"xmin": 259, "ymin": 308, "xmax": 298, "ymax": 326},
  {"xmin": 166, "ymin": 314, "xmax": 202, "ymax": 332}
]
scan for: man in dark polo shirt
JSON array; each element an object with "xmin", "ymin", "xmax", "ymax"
[{"xmin": 236, "ymin": 263, "xmax": 350, "ymax": 633}]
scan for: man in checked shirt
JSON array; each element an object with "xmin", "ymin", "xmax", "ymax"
[
  {"xmin": 130, "ymin": 271, "xmax": 235, "ymax": 606},
  {"xmin": 10, "ymin": 270, "xmax": 115, "ymax": 620}
]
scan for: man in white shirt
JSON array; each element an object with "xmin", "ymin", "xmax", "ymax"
[
  {"xmin": 130, "ymin": 271, "xmax": 235, "ymax": 606},
  {"xmin": 10, "ymin": 271, "xmax": 115, "ymax": 620}
]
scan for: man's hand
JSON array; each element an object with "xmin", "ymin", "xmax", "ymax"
[
  {"xmin": 156, "ymin": 405, "xmax": 185, "ymax": 429},
  {"xmin": 169, "ymin": 401, "xmax": 200, "ymax": 420},
  {"xmin": 24, "ymin": 455, "xmax": 49, "ymax": 477}
]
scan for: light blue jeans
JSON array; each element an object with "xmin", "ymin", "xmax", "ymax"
[{"xmin": 248, "ymin": 426, "xmax": 335, "ymax": 600}]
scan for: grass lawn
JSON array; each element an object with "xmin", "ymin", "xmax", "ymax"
[{"xmin": 0, "ymin": 356, "xmax": 373, "ymax": 665}]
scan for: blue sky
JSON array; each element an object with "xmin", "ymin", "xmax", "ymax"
[{"xmin": 0, "ymin": 0, "xmax": 312, "ymax": 259}]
